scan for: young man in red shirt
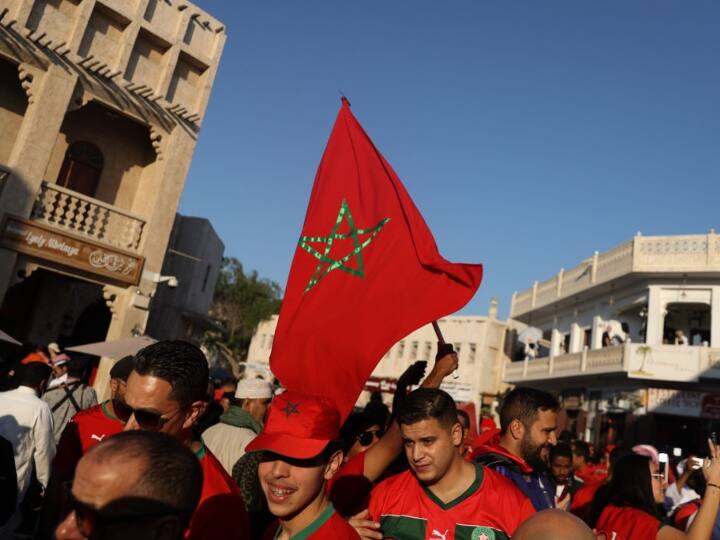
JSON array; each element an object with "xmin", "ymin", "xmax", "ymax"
[
  {"xmin": 53, "ymin": 355, "xmax": 134, "ymax": 468},
  {"xmin": 245, "ymin": 390, "xmax": 359, "ymax": 539},
  {"xmin": 37, "ymin": 356, "xmax": 136, "ymax": 538},
  {"xmin": 121, "ymin": 340, "xmax": 249, "ymax": 540},
  {"xmin": 366, "ymin": 388, "xmax": 535, "ymax": 540}
]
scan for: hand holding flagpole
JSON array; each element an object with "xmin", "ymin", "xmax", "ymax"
[{"xmin": 432, "ymin": 321, "xmax": 459, "ymax": 380}]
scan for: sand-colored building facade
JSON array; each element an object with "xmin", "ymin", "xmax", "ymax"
[{"xmin": 0, "ymin": 0, "xmax": 225, "ymax": 362}]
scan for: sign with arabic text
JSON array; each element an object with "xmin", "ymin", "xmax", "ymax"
[{"xmin": 0, "ymin": 215, "xmax": 143, "ymax": 285}]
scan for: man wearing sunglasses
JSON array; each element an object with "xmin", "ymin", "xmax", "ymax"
[
  {"xmin": 245, "ymin": 390, "xmax": 360, "ymax": 539},
  {"xmin": 121, "ymin": 340, "xmax": 249, "ymax": 539},
  {"xmin": 55, "ymin": 430, "xmax": 202, "ymax": 540}
]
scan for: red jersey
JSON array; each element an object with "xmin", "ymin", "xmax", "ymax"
[
  {"xmin": 369, "ymin": 463, "xmax": 535, "ymax": 540},
  {"xmin": 571, "ymin": 480, "xmax": 604, "ymax": 525},
  {"xmin": 186, "ymin": 445, "xmax": 249, "ymax": 539},
  {"xmin": 53, "ymin": 401, "xmax": 123, "ymax": 473},
  {"xmin": 263, "ymin": 504, "xmax": 359, "ymax": 539},
  {"xmin": 596, "ymin": 504, "xmax": 664, "ymax": 540},
  {"xmin": 575, "ymin": 464, "xmax": 608, "ymax": 485},
  {"xmin": 327, "ymin": 452, "xmax": 370, "ymax": 517}
]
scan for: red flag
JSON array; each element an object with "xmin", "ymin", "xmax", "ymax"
[{"xmin": 271, "ymin": 99, "xmax": 482, "ymax": 419}]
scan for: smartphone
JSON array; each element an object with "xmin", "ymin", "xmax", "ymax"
[{"xmin": 689, "ymin": 456, "xmax": 704, "ymax": 470}]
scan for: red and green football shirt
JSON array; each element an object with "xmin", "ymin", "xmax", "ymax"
[
  {"xmin": 369, "ymin": 463, "xmax": 534, "ymax": 540},
  {"xmin": 596, "ymin": 504, "xmax": 664, "ymax": 540},
  {"xmin": 53, "ymin": 401, "xmax": 123, "ymax": 473},
  {"xmin": 186, "ymin": 444, "xmax": 250, "ymax": 539},
  {"xmin": 264, "ymin": 504, "xmax": 359, "ymax": 539}
]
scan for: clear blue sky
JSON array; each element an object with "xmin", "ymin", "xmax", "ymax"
[{"xmin": 180, "ymin": 1, "xmax": 720, "ymax": 318}]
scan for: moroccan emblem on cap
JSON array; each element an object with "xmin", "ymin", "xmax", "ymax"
[
  {"xmin": 471, "ymin": 527, "xmax": 495, "ymax": 540},
  {"xmin": 281, "ymin": 401, "xmax": 300, "ymax": 417}
]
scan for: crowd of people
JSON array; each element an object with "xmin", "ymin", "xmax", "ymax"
[{"xmin": 1, "ymin": 339, "xmax": 720, "ymax": 539}]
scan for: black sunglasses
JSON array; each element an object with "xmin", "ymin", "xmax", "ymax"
[
  {"xmin": 113, "ymin": 400, "xmax": 183, "ymax": 431},
  {"xmin": 64, "ymin": 483, "xmax": 179, "ymax": 538},
  {"xmin": 357, "ymin": 429, "xmax": 384, "ymax": 447}
]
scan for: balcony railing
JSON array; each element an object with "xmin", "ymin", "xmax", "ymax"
[
  {"xmin": 511, "ymin": 234, "xmax": 720, "ymax": 317},
  {"xmin": 30, "ymin": 181, "xmax": 145, "ymax": 252},
  {"xmin": 504, "ymin": 344, "xmax": 720, "ymax": 385}
]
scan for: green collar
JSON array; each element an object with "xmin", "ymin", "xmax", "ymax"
[
  {"xmin": 274, "ymin": 503, "xmax": 335, "ymax": 540},
  {"xmin": 194, "ymin": 442, "xmax": 206, "ymax": 460},
  {"xmin": 101, "ymin": 400, "xmax": 118, "ymax": 420},
  {"xmin": 422, "ymin": 462, "xmax": 483, "ymax": 510}
]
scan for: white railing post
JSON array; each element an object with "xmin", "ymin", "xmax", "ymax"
[
  {"xmin": 523, "ymin": 357, "xmax": 528, "ymax": 378},
  {"xmin": 581, "ymin": 346, "xmax": 588, "ymax": 372}
]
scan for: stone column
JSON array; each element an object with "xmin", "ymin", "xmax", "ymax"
[
  {"xmin": 711, "ymin": 287, "xmax": 720, "ymax": 348},
  {"xmin": 0, "ymin": 64, "xmax": 77, "ymax": 304},
  {"xmin": 569, "ymin": 323, "xmax": 582, "ymax": 353},
  {"xmin": 551, "ymin": 328, "xmax": 563, "ymax": 357},
  {"xmin": 645, "ymin": 286, "xmax": 664, "ymax": 345}
]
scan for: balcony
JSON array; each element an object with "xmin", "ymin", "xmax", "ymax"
[
  {"xmin": 511, "ymin": 234, "xmax": 720, "ymax": 317},
  {"xmin": 30, "ymin": 181, "xmax": 145, "ymax": 252},
  {"xmin": 504, "ymin": 343, "xmax": 720, "ymax": 386}
]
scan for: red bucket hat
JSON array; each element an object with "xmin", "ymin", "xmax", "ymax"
[{"xmin": 245, "ymin": 390, "xmax": 340, "ymax": 460}]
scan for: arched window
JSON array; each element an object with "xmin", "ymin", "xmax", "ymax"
[{"xmin": 56, "ymin": 141, "xmax": 104, "ymax": 197}]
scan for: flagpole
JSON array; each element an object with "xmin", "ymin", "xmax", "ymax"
[{"xmin": 431, "ymin": 321, "xmax": 459, "ymax": 379}]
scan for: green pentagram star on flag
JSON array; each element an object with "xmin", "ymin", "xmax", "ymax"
[{"xmin": 297, "ymin": 199, "xmax": 389, "ymax": 293}]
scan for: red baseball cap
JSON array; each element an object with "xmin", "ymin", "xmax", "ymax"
[{"xmin": 245, "ymin": 390, "xmax": 341, "ymax": 459}]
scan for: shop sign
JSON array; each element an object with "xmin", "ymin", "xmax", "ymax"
[
  {"xmin": 0, "ymin": 215, "xmax": 143, "ymax": 285},
  {"xmin": 701, "ymin": 395, "xmax": 720, "ymax": 419},
  {"xmin": 647, "ymin": 388, "xmax": 720, "ymax": 419},
  {"xmin": 440, "ymin": 380, "xmax": 474, "ymax": 403},
  {"xmin": 364, "ymin": 377, "xmax": 397, "ymax": 393},
  {"xmin": 629, "ymin": 344, "xmax": 700, "ymax": 382},
  {"xmin": 647, "ymin": 388, "xmax": 702, "ymax": 417}
]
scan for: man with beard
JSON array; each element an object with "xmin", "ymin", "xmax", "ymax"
[
  {"xmin": 366, "ymin": 388, "xmax": 534, "ymax": 540},
  {"xmin": 473, "ymin": 387, "xmax": 559, "ymax": 510}
]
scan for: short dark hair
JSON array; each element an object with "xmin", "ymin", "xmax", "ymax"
[
  {"xmin": 606, "ymin": 453, "xmax": 659, "ymax": 518},
  {"xmin": 66, "ymin": 357, "xmax": 87, "ymax": 379},
  {"xmin": 340, "ymin": 412, "xmax": 380, "ymax": 451},
  {"xmin": 133, "ymin": 341, "xmax": 209, "ymax": 407},
  {"xmin": 573, "ymin": 440, "xmax": 591, "ymax": 461},
  {"xmin": 396, "ymin": 388, "xmax": 458, "ymax": 429},
  {"xmin": 16, "ymin": 363, "xmax": 52, "ymax": 389},
  {"xmin": 550, "ymin": 442, "xmax": 573, "ymax": 462},
  {"xmin": 110, "ymin": 355, "xmax": 135, "ymax": 381},
  {"xmin": 457, "ymin": 409, "xmax": 470, "ymax": 432},
  {"xmin": 89, "ymin": 431, "xmax": 202, "ymax": 524},
  {"xmin": 499, "ymin": 387, "xmax": 559, "ymax": 433}
]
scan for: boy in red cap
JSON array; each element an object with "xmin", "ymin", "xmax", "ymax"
[{"xmin": 246, "ymin": 390, "xmax": 360, "ymax": 539}]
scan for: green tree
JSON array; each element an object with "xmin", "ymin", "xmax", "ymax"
[{"xmin": 209, "ymin": 257, "xmax": 282, "ymax": 361}]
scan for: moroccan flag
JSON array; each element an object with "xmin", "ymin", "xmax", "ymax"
[{"xmin": 270, "ymin": 99, "xmax": 482, "ymax": 419}]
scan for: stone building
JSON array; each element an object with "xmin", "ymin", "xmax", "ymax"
[
  {"xmin": 0, "ymin": 0, "xmax": 225, "ymax": 362},
  {"xmin": 145, "ymin": 213, "xmax": 224, "ymax": 344},
  {"xmin": 246, "ymin": 301, "xmax": 516, "ymax": 419},
  {"xmin": 504, "ymin": 232, "xmax": 720, "ymax": 455}
]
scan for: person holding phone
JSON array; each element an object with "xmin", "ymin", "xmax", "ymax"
[{"xmin": 596, "ymin": 439, "xmax": 720, "ymax": 540}]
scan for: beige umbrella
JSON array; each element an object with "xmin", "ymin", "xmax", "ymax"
[
  {"xmin": 0, "ymin": 329, "xmax": 21, "ymax": 346},
  {"xmin": 66, "ymin": 335, "xmax": 157, "ymax": 358}
]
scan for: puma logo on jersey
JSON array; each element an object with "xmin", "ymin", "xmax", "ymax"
[
  {"xmin": 431, "ymin": 529, "xmax": 448, "ymax": 540},
  {"xmin": 90, "ymin": 434, "xmax": 105, "ymax": 442}
]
